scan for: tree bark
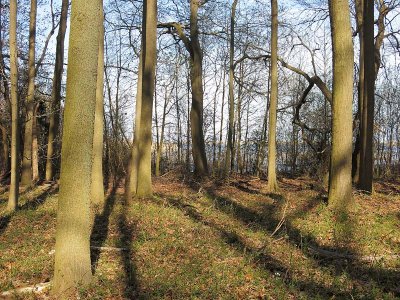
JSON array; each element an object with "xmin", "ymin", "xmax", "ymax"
[
  {"xmin": 225, "ymin": 0, "xmax": 238, "ymax": 176},
  {"xmin": 267, "ymin": 0, "xmax": 279, "ymax": 192},
  {"xmin": 327, "ymin": 0, "xmax": 354, "ymax": 210},
  {"xmin": 91, "ymin": 6, "xmax": 105, "ymax": 208},
  {"xmin": 45, "ymin": 0, "xmax": 68, "ymax": 182},
  {"xmin": 358, "ymin": 0, "xmax": 375, "ymax": 193},
  {"xmin": 136, "ymin": 0, "xmax": 157, "ymax": 197},
  {"xmin": 52, "ymin": 0, "xmax": 101, "ymax": 294},
  {"xmin": 189, "ymin": 0, "xmax": 208, "ymax": 177},
  {"xmin": 20, "ymin": 0, "xmax": 37, "ymax": 186},
  {"xmin": 8, "ymin": 0, "xmax": 19, "ymax": 211}
]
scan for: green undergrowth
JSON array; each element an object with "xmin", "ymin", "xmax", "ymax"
[{"xmin": 0, "ymin": 177, "xmax": 399, "ymax": 299}]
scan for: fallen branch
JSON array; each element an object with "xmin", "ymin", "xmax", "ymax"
[
  {"xmin": 270, "ymin": 200, "xmax": 289, "ymax": 238},
  {"xmin": 1, "ymin": 282, "xmax": 51, "ymax": 297},
  {"xmin": 308, "ymin": 247, "xmax": 400, "ymax": 262},
  {"xmin": 91, "ymin": 246, "xmax": 128, "ymax": 252}
]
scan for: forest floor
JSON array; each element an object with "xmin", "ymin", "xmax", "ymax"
[{"xmin": 0, "ymin": 171, "xmax": 399, "ymax": 299}]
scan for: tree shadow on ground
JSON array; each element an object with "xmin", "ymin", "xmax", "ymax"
[
  {"xmin": 0, "ymin": 183, "xmax": 59, "ymax": 236},
  {"xmin": 90, "ymin": 188, "xmax": 117, "ymax": 272},
  {"xmin": 118, "ymin": 195, "xmax": 139, "ymax": 299},
  {"xmin": 19, "ymin": 183, "xmax": 59, "ymax": 210},
  {"xmin": 203, "ymin": 186, "xmax": 399, "ymax": 297},
  {"xmin": 159, "ymin": 193, "xmax": 351, "ymax": 299},
  {"xmin": 157, "ymin": 178, "xmax": 399, "ymax": 297}
]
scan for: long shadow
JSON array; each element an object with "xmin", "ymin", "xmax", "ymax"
[
  {"xmin": 204, "ymin": 186, "xmax": 400, "ymax": 297},
  {"xmin": 19, "ymin": 183, "xmax": 59, "ymax": 210},
  {"xmin": 90, "ymin": 188, "xmax": 117, "ymax": 272},
  {"xmin": 159, "ymin": 194, "xmax": 351, "ymax": 299},
  {"xmin": 118, "ymin": 195, "xmax": 139, "ymax": 299},
  {"xmin": 0, "ymin": 214, "xmax": 11, "ymax": 235},
  {"xmin": 0, "ymin": 184, "xmax": 58, "ymax": 236}
]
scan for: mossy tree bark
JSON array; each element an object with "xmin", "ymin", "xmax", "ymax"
[
  {"xmin": 8, "ymin": 0, "xmax": 19, "ymax": 212},
  {"xmin": 327, "ymin": 0, "xmax": 354, "ymax": 210},
  {"xmin": 266, "ymin": 0, "xmax": 279, "ymax": 192},
  {"xmin": 136, "ymin": 0, "xmax": 157, "ymax": 197},
  {"xmin": 45, "ymin": 0, "xmax": 68, "ymax": 182},
  {"xmin": 52, "ymin": 0, "xmax": 101, "ymax": 295},
  {"xmin": 225, "ymin": 0, "xmax": 238, "ymax": 177},
  {"xmin": 20, "ymin": 0, "xmax": 37, "ymax": 186},
  {"xmin": 358, "ymin": 0, "xmax": 375, "ymax": 193},
  {"xmin": 91, "ymin": 7, "xmax": 105, "ymax": 208}
]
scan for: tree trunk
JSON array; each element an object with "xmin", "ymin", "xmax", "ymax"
[
  {"xmin": 52, "ymin": 0, "xmax": 101, "ymax": 294},
  {"xmin": 136, "ymin": 0, "xmax": 157, "ymax": 197},
  {"xmin": 327, "ymin": 0, "xmax": 354, "ymax": 210},
  {"xmin": 8, "ymin": 0, "xmax": 19, "ymax": 211},
  {"xmin": 267, "ymin": 0, "xmax": 279, "ymax": 192},
  {"xmin": 156, "ymin": 87, "xmax": 168, "ymax": 176},
  {"xmin": 217, "ymin": 59, "xmax": 226, "ymax": 172},
  {"xmin": 91, "ymin": 7, "xmax": 105, "ymax": 208},
  {"xmin": 225, "ymin": 0, "xmax": 238, "ymax": 176},
  {"xmin": 21, "ymin": 0, "xmax": 37, "ymax": 186},
  {"xmin": 189, "ymin": 0, "xmax": 208, "ymax": 177},
  {"xmin": 32, "ymin": 104, "xmax": 39, "ymax": 182},
  {"xmin": 352, "ymin": 0, "xmax": 364, "ymax": 182},
  {"xmin": 45, "ymin": 0, "xmax": 68, "ymax": 182},
  {"xmin": 126, "ymin": 50, "xmax": 143, "ymax": 200},
  {"xmin": 358, "ymin": 0, "xmax": 375, "ymax": 193}
]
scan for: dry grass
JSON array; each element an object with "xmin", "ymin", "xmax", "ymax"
[{"xmin": 0, "ymin": 174, "xmax": 399, "ymax": 299}]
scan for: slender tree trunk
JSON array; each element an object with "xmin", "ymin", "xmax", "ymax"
[
  {"xmin": 136, "ymin": 0, "xmax": 157, "ymax": 197},
  {"xmin": 45, "ymin": 0, "xmax": 68, "ymax": 182},
  {"xmin": 267, "ymin": 0, "xmax": 279, "ymax": 192},
  {"xmin": 156, "ymin": 88, "xmax": 168, "ymax": 176},
  {"xmin": 217, "ymin": 60, "xmax": 226, "ymax": 171},
  {"xmin": 256, "ymin": 61, "xmax": 270, "ymax": 177},
  {"xmin": 91, "ymin": 6, "xmax": 105, "ymax": 208},
  {"xmin": 235, "ymin": 70, "xmax": 243, "ymax": 173},
  {"xmin": 8, "ymin": 0, "xmax": 19, "ymax": 211},
  {"xmin": 0, "ymin": 5, "xmax": 10, "ymax": 179},
  {"xmin": 352, "ymin": 0, "xmax": 364, "ymax": 182},
  {"xmin": 358, "ymin": 0, "xmax": 375, "ymax": 193},
  {"xmin": 20, "ymin": 0, "xmax": 37, "ymax": 186},
  {"xmin": 225, "ymin": 0, "xmax": 238, "ymax": 176},
  {"xmin": 52, "ymin": 0, "xmax": 101, "ymax": 294},
  {"xmin": 175, "ymin": 65, "xmax": 182, "ymax": 164},
  {"xmin": 189, "ymin": 0, "xmax": 208, "ymax": 177},
  {"xmin": 186, "ymin": 69, "xmax": 191, "ymax": 169},
  {"xmin": 32, "ymin": 104, "xmax": 39, "ymax": 182},
  {"xmin": 126, "ymin": 51, "xmax": 143, "ymax": 200},
  {"xmin": 327, "ymin": 0, "xmax": 354, "ymax": 210}
]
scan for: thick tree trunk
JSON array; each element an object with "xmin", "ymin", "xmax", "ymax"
[
  {"xmin": 327, "ymin": 0, "xmax": 354, "ymax": 210},
  {"xmin": 45, "ymin": 0, "xmax": 68, "ymax": 182},
  {"xmin": 267, "ymin": 0, "xmax": 279, "ymax": 192},
  {"xmin": 20, "ymin": 0, "xmax": 37, "ymax": 186},
  {"xmin": 8, "ymin": 0, "xmax": 19, "ymax": 211},
  {"xmin": 91, "ymin": 7, "xmax": 105, "ymax": 208},
  {"xmin": 358, "ymin": 0, "xmax": 375, "ymax": 193},
  {"xmin": 136, "ymin": 0, "xmax": 157, "ymax": 197},
  {"xmin": 52, "ymin": 0, "xmax": 101, "ymax": 294}
]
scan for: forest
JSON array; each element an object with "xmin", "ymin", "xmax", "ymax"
[{"xmin": 0, "ymin": 0, "xmax": 399, "ymax": 298}]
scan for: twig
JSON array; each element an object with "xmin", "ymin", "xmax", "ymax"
[{"xmin": 270, "ymin": 200, "xmax": 289, "ymax": 238}]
